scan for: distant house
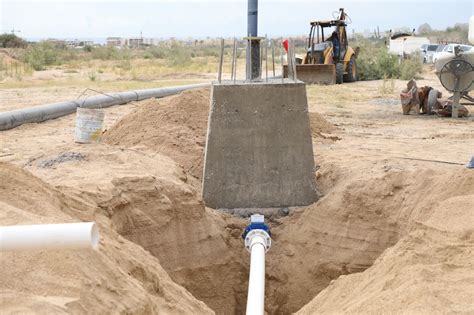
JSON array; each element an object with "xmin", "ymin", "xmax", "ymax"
[
  {"xmin": 142, "ymin": 38, "xmax": 160, "ymax": 46},
  {"xmin": 106, "ymin": 37, "xmax": 126, "ymax": 47},
  {"xmin": 389, "ymin": 33, "xmax": 429, "ymax": 57},
  {"xmin": 66, "ymin": 39, "xmax": 94, "ymax": 48},
  {"xmin": 81, "ymin": 40, "xmax": 94, "ymax": 47},
  {"xmin": 43, "ymin": 38, "xmax": 66, "ymax": 46},
  {"xmin": 106, "ymin": 36, "xmax": 161, "ymax": 48},
  {"xmin": 128, "ymin": 38, "xmax": 144, "ymax": 48},
  {"xmin": 65, "ymin": 40, "xmax": 79, "ymax": 48}
]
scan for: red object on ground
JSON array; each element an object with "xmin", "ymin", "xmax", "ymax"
[{"xmin": 282, "ymin": 39, "xmax": 289, "ymax": 52}]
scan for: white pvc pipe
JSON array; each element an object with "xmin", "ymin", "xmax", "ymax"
[
  {"xmin": 246, "ymin": 234, "xmax": 266, "ymax": 315},
  {"xmin": 0, "ymin": 222, "xmax": 99, "ymax": 251}
]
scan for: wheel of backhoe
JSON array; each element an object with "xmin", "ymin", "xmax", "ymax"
[
  {"xmin": 335, "ymin": 63, "xmax": 344, "ymax": 84},
  {"xmin": 344, "ymin": 56, "xmax": 357, "ymax": 82}
]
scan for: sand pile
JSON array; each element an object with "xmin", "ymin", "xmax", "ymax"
[
  {"xmin": 298, "ymin": 193, "xmax": 474, "ymax": 314},
  {"xmin": 93, "ymin": 172, "xmax": 249, "ymax": 314},
  {"xmin": 309, "ymin": 111, "xmax": 336, "ymax": 139},
  {"xmin": 0, "ymin": 162, "xmax": 212, "ymax": 314},
  {"xmin": 103, "ymin": 90, "xmax": 336, "ymax": 182},
  {"xmin": 264, "ymin": 166, "xmax": 474, "ymax": 314},
  {"xmin": 103, "ymin": 89, "xmax": 210, "ymax": 180},
  {"xmin": 19, "ymin": 146, "xmax": 249, "ymax": 314},
  {"xmin": 0, "ymin": 50, "xmax": 19, "ymax": 65}
]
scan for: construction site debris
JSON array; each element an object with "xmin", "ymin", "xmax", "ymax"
[
  {"xmin": 74, "ymin": 108, "xmax": 104, "ymax": 143},
  {"xmin": 400, "ymin": 80, "xmax": 469, "ymax": 117},
  {"xmin": 467, "ymin": 156, "xmax": 474, "ymax": 169},
  {"xmin": 38, "ymin": 152, "xmax": 85, "ymax": 168}
]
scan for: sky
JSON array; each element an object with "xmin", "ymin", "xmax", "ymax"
[{"xmin": 0, "ymin": 0, "xmax": 472, "ymax": 40}]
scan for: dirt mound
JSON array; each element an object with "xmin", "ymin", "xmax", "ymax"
[
  {"xmin": 95, "ymin": 174, "xmax": 248, "ymax": 314},
  {"xmin": 103, "ymin": 89, "xmax": 210, "ymax": 180},
  {"xmin": 0, "ymin": 50, "xmax": 18, "ymax": 65},
  {"xmin": 309, "ymin": 111, "xmax": 337, "ymax": 139},
  {"xmin": 103, "ymin": 91, "xmax": 335, "ymax": 180},
  {"xmin": 0, "ymin": 162, "xmax": 212, "ymax": 314},
  {"xmin": 264, "ymin": 166, "xmax": 474, "ymax": 314},
  {"xmin": 298, "ymin": 194, "xmax": 474, "ymax": 314},
  {"xmin": 20, "ymin": 146, "xmax": 249, "ymax": 314}
]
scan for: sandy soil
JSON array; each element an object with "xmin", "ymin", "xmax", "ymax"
[
  {"xmin": 0, "ymin": 162, "xmax": 213, "ymax": 314},
  {"xmin": 1, "ymin": 70, "xmax": 473, "ymax": 314},
  {"xmin": 102, "ymin": 89, "xmax": 211, "ymax": 181}
]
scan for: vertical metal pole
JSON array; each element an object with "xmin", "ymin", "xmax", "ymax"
[
  {"xmin": 246, "ymin": 40, "xmax": 249, "ymax": 81},
  {"xmin": 234, "ymin": 41, "xmax": 239, "ymax": 84},
  {"xmin": 233, "ymin": 39, "xmax": 238, "ymax": 83},
  {"xmin": 265, "ymin": 39, "xmax": 268, "ymax": 82},
  {"xmin": 287, "ymin": 42, "xmax": 292, "ymax": 80},
  {"xmin": 249, "ymin": 38, "xmax": 252, "ymax": 82},
  {"xmin": 291, "ymin": 42, "xmax": 295, "ymax": 79},
  {"xmin": 288, "ymin": 40, "xmax": 294, "ymax": 80},
  {"xmin": 231, "ymin": 38, "xmax": 236, "ymax": 81},
  {"xmin": 291, "ymin": 40, "xmax": 297, "ymax": 82},
  {"xmin": 452, "ymin": 78, "xmax": 460, "ymax": 118},
  {"xmin": 280, "ymin": 38, "xmax": 284, "ymax": 83},
  {"xmin": 452, "ymin": 92, "xmax": 460, "ymax": 118},
  {"xmin": 218, "ymin": 38, "xmax": 224, "ymax": 83},
  {"xmin": 247, "ymin": 0, "xmax": 258, "ymax": 37},
  {"xmin": 271, "ymin": 40, "xmax": 275, "ymax": 77}
]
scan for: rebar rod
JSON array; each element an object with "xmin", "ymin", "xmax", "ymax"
[
  {"xmin": 280, "ymin": 38, "xmax": 284, "ymax": 83},
  {"xmin": 231, "ymin": 38, "xmax": 237, "ymax": 81},
  {"xmin": 271, "ymin": 39, "xmax": 275, "ymax": 77},
  {"xmin": 249, "ymin": 37, "xmax": 253, "ymax": 82},
  {"xmin": 218, "ymin": 38, "xmax": 225, "ymax": 83},
  {"xmin": 234, "ymin": 41, "xmax": 238, "ymax": 83},
  {"xmin": 265, "ymin": 39, "xmax": 268, "ymax": 82},
  {"xmin": 291, "ymin": 40, "xmax": 297, "ymax": 82}
]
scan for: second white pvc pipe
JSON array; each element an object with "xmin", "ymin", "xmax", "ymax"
[
  {"xmin": 246, "ymin": 234, "xmax": 267, "ymax": 315},
  {"xmin": 0, "ymin": 222, "xmax": 99, "ymax": 251}
]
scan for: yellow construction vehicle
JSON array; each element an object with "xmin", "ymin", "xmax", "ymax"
[{"xmin": 284, "ymin": 8, "xmax": 359, "ymax": 84}]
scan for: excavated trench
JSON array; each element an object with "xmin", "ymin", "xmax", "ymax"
[
  {"xmin": 94, "ymin": 89, "xmax": 472, "ymax": 314},
  {"xmin": 96, "ymin": 160, "xmax": 442, "ymax": 314},
  {"xmin": 2, "ymin": 87, "xmax": 473, "ymax": 314}
]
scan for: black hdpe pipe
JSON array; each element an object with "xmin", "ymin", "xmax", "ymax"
[{"xmin": 0, "ymin": 83, "xmax": 210, "ymax": 131}]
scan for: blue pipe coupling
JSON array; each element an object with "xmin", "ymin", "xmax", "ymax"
[{"xmin": 243, "ymin": 214, "xmax": 271, "ymax": 253}]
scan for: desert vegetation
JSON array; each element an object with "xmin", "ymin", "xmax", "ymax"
[{"xmin": 0, "ymin": 22, "xmax": 467, "ymax": 86}]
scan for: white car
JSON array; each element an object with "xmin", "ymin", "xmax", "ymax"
[
  {"xmin": 420, "ymin": 44, "xmax": 440, "ymax": 64},
  {"xmin": 432, "ymin": 44, "xmax": 473, "ymax": 63}
]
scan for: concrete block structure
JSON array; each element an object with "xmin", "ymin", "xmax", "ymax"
[{"xmin": 202, "ymin": 79, "xmax": 318, "ymax": 209}]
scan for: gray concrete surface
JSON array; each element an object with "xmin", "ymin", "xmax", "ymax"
[{"xmin": 202, "ymin": 79, "xmax": 318, "ymax": 208}]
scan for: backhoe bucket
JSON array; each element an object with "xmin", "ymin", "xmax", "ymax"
[{"xmin": 283, "ymin": 64, "xmax": 335, "ymax": 85}]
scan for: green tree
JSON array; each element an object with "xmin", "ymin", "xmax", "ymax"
[
  {"xmin": 0, "ymin": 33, "xmax": 27, "ymax": 48},
  {"xmin": 22, "ymin": 42, "xmax": 60, "ymax": 70}
]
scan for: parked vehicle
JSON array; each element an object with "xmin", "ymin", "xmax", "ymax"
[
  {"xmin": 420, "ymin": 44, "xmax": 439, "ymax": 64},
  {"xmin": 433, "ymin": 44, "xmax": 473, "ymax": 63}
]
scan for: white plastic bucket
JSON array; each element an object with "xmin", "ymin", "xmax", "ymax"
[{"xmin": 75, "ymin": 107, "xmax": 104, "ymax": 143}]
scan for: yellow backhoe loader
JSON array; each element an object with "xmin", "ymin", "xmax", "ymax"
[{"xmin": 284, "ymin": 8, "xmax": 359, "ymax": 84}]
